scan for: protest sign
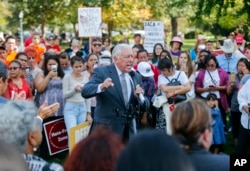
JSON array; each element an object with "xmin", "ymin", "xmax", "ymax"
[
  {"xmin": 69, "ymin": 121, "xmax": 91, "ymax": 152},
  {"xmin": 78, "ymin": 7, "xmax": 102, "ymax": 37},
  {"xmin": 143, "ymin": 21, "xmax": 164, "ymax": 53},
  {"xmin": 43, "ymin": 118, "xmax": 68, "ymax": 155}
]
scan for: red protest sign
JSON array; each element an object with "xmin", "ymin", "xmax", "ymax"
[{"xmin": 43, "ymin": 118, "xmax": 68, "ymax": 155}]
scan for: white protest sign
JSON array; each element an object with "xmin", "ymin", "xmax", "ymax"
[
  {"xmin": 143, "ymin": 21, "xmax": 164, "ymax": 53},
  {"xmin": 78, "ymin": 7, "xmax": 102, "ymax": 37}
]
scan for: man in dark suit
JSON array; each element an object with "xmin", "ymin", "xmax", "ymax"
[{"xmin": 81, "ymin": 44, "xmax": 145, "ymax": 141}]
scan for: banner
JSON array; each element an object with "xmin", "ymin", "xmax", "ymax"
[
  {"xmin": 69, "ymin": 121, "xmax": 91, "ymax": 152},
  {"xmin": 78, "ymin": 7, "xmax": 102, "ymax": 37},
  {"xmin": 43, "ymin": 118, "xmax": 68, "ymax": 155},
  {"xmin": 143, "ymin": 21, "xmax": 164, "ymax": 53}
]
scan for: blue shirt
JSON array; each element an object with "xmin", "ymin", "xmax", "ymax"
[
  {"xmin": 216, "ymin": 54, "xmax": 238, "ymax": 73},
  {"xmin": 0, "ymin": 96, "xmax": 8, "ymax": 104},
  {"xmin": 190, "ymin": 48, "xmax": 197, "ymax": 61}
]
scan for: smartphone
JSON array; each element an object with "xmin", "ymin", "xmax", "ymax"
[
  {"xmin": 209, "ymin": 85, "xmax": 215, "ymax": 87},
  {"xmin": 51, "ymin": 65, "xmax": 57, "ymax": 72},
  {"xmin": 25, "ymin": 66, "xmax": 31, "ymax": 73}
]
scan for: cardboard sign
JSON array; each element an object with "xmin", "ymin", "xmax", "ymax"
[
  {"xmin": 78, "ymin": 7, "xmax": 102, "ymax": 37},
  {"xmin": 69, "ymin": 121, "xmax": 91, "ymax": 152},
  {"xmin": 143, "ymin": 21, "xmax": 164, "ymax": 53},
  {"xmin": 43, "ymin": 118, "xmax": 68, "ymax": 155}
]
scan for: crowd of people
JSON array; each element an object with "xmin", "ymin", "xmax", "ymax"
[{"xmin": 0, "ymin": 29, "xmax": 250, "ymax": 171}]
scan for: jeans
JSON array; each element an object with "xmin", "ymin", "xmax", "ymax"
[{"xmin": 64, "ymin": 101, "xmax": 87, "ymax": 137}]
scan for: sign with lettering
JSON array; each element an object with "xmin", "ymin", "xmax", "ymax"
[
  {"xmin": 43, "ymin": 118, "xmax": 68, "ymax": 155},
  {"xmin": 69, "ymin": 121, "xmax": 91, "ymax": 152},
  {"xmin": 143, "ymin": 21, "xmax": 164, "ymax": 53},
  {"xmin": 78, "ymin": 7, "xmax": 102, "ymax": 37}
]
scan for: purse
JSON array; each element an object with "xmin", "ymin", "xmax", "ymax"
[
  {"xmin": 153, "ymin": 95, "xmax": 168, "ymax": 108},
  {"xmin": 166, "ymin": 71, "xmax": 187, "ymax": 104}
]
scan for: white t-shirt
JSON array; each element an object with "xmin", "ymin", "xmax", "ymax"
[
  {"xmin": 201, "ymin": 70, "xmax": 220, "ymax": 98},
  {"xmin": 158, "ymin": 70, "xmax": 189, "ymax": 96},
  {"xmin": 187, "ymin": 73, "xmax": 197, "ymax": 99}
]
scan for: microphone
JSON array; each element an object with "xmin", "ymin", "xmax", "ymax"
[{"xmin": 129, "ymin": 71, "xmax": 145, "ymax": 103}]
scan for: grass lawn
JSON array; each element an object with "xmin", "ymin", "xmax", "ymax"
[{"xmin": 183, "ymin": 39, "xmax": 196, "ymax": 51}]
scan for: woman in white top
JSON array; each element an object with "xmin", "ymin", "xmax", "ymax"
[
  {"xmin": 63, "ymin": 56, "xmax": 92, "ymax": 139},
  {"xmin": 157, "ymin": 58, "xmax": 191, "ymax": 134},
  {"xmin": 237, "ymin": 79, "xmax": 250, "ymax": 154}
]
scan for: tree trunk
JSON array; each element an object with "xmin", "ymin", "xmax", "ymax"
[
  {"xmin": 171, "ymin": 17, "xmax": 178, "ymax": 37},
  {"xmin": 73, "ymin": 22, "xmax": 77, "ymax": 39},
  {"xmin": 41, "ymin": 18, "xmax": 45, "ymax": 37},
  {"xmin": 108, "ymin": 20, "xmax": 114, "ymax": 40}
]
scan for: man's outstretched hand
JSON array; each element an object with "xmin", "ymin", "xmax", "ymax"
[{"xmin": 37, "ymin": 101, "xmax": 60, "ymax": 120}]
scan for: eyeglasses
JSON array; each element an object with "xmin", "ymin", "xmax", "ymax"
[
  {"xmin": 206, "ymin": 64, "xmax": 216, "ymax": 68},
  {"xmin": 93, "ymin": 44, "xmax": 102, "ymax": 47},
  {"xmin": 28, "ymin": 56, "xmax": 35, "ymax": 60},
  {"xmin": 8, "ymin": 67, "xmax": 20, "ymax": 71}
]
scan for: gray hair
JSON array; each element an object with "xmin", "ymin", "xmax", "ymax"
[
  {"xmin": 111, "ymin": 44, "xmax": 131, "ymax": 58},
  {"xmin": 0, "ymin": 141, "xmax": 28, "ymax": 171},
  {"xmin": 71, "ymin": 39, "xmax": 81, "ymax": 46},
  {"xmin": 0, "ymin": 101, "xmax": 37, "ymax": 152}
]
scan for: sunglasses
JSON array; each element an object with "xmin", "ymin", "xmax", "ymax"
[
  {"xmin": 28, "ymin": 56, "xmax": 35, "ymax": 60},
  {"xmin": 8, "ymin": 67, "xmax": 20, "ymax": 71},
  {"xmin": 93, "ymin": 44, "xmax": 102, "ymax": 47}
]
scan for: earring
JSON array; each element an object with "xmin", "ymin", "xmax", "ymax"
[{"xmin": 33, "ymin": 147, "xmax": 37, "ymax": 152}]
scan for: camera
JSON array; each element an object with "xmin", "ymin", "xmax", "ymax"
[{"xmin": 51, "ymin": 65, "xmax": 57, "ymax": 72}]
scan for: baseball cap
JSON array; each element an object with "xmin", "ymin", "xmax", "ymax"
[
  {"xmin": 137, "ymin": 62, "xmax": 154, "ymax": 77},
  {"xmin": 235, "ymin": 34, "xmax": 244, "ymax": 44},
  {"xmin": 100, "ymin": 50, "xmax": 111, "ymax": 58}
]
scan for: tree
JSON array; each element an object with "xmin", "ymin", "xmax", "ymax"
[
  {"xmin": 6, "ymin": 0, "xmax": 71, "ymax": 36},
  {"xmin": 0, "ymin": 1, "xmax": 12, "ymax": 32},
  {"xmin": 81, "ymin": 0, "xmax": 152, "ymax": 39},
  {"xmin": 146, "ymin": 0, "xmax": 197, "ymax": 37},
  {"xmin": 195, "ymin": 0, "xmax": 250, "ymax": 36}
]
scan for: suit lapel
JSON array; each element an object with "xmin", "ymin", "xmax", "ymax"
[{"xmin": 108, "ymin": 64, "xmax": 125, "ymax": 105}]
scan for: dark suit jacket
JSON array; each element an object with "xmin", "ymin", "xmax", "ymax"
[
  {"xmin": 187, "ymin": 145, "xmax": 229, "ymax": 171},
  {"xmin": 81, "ymin": 64, "xmax": 143, "ymax": 137}
]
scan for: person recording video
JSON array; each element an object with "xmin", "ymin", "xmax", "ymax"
[{"xmin": 81, "ymin": 44, "xmax": 146, "ymax": 142}]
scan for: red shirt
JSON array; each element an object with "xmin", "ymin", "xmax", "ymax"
[
  {"xmin": 25, "ymin": 37, "xmax": 46, "ymax": 47},
  {"xmin": 3, "ymin": 77, "xmax": 33, "ymax": 100},
  {"xmin": 46, "ymin": 44, "xmax": 61, "ymax": 52}
]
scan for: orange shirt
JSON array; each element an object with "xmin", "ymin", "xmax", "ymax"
[
  {"xmin": 29, "ymin": 44, "xmax": 46, "ymax": 63},
  {"xmin": 6, "ymin": 50, "xmax": 17, "ymax": 65}
]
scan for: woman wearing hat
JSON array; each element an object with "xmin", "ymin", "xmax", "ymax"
[{"xmin": 169, "ymin": 36, "xmax": 183, "ymax": 65}]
